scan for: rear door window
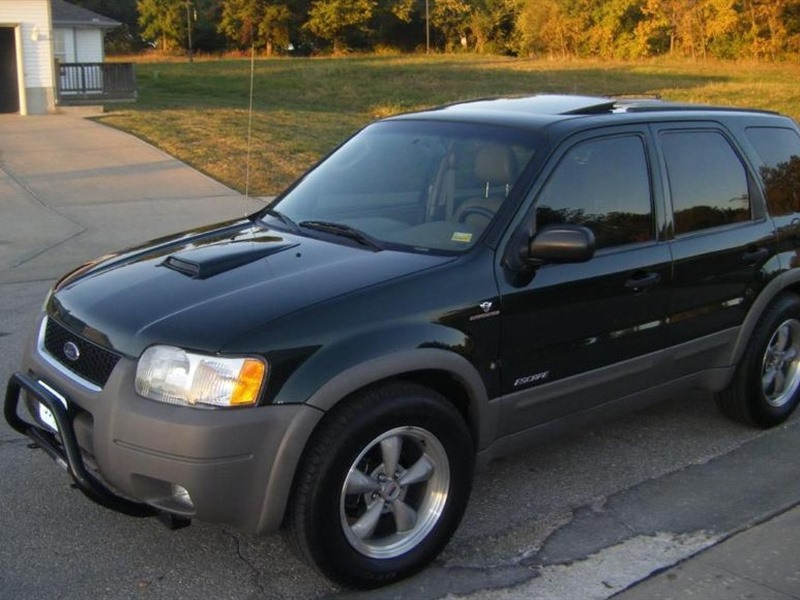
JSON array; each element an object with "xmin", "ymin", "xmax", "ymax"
[{"xmin": 660, "ymin": 131, "xmax": 751, "ymax": 235}]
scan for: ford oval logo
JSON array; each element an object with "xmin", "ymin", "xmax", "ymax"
[{"xmin": 63, "ymin": 341, "xmax": 80, "ymax": 362}]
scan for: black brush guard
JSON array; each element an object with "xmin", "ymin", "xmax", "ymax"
[{"xmin": 4, "ymin": 371, "xmax": 188, "ymax": 527}]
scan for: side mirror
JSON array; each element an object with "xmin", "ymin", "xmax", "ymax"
[
  {"xmin": 503, "ymin": 224, "xmax": 596, "ymax": 272},
  {"xmin": 528, "ymin": 225, "xmax": 596, "ymax": 264}
]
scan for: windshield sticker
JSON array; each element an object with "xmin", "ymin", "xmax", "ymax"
[{"xmin": 451, "ymin": 232, "xmax": 473, "ymax": 243}]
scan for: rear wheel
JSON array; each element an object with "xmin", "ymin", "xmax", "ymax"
[
  {"xmin": 716, "ymin": 293, "xmax": 800, "ymax": 427},
  {"xmin": 287, "ymin": 382, "xmax": 474, "ymax": 588}
]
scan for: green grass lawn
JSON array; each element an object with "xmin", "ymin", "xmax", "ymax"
[{"xmin": 99, "ymin": 55, "xmax": 800, "ymax": 196}]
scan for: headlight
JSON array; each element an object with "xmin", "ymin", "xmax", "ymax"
[{"xmin": 135, "ymin": 345, "xmax": 267, "ymax": 408}]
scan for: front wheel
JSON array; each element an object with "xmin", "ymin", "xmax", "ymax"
[
  {"xmin": 287, "ymin": 383, "xmax": 474, "ymax": 588},
  {"xmin": 717, "ymin": 293, "xmax": 800, "ymax": 427}
]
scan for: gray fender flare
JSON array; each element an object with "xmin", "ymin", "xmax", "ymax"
[
  {"xmin": 729, "ymin": 269, "xmax": 800, "ymax": 367},
  {"xmin": 304, "ymin": 348, "xmax": 497, "ymax": 451}
]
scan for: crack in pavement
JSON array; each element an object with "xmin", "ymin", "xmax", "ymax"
[
  {"xmin": 223, "ymin": 528, "xmax": 267, "ymax": 599},
  {"xmin": 0, "ymin": 163, "xmax": 88, "ymax": 271},
  {"xmin": 11, "ymin": 228, "xmax": 88, "ymax": 269},
  {"xmin": 1, "ymin": 161, "xmax": 54, "ymax": 210},
  {"xmin": 446, "ymin": 531, "xmax": 718, "ymax": 600}
]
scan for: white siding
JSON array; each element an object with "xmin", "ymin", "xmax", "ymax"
[{"xmin": 0, "ymin": 0, "xmax": 54, "ymax": 89}]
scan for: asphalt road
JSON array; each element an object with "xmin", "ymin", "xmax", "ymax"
[{"xmin": 2, "ymin": 277, "xmax": 799, "ymax": 599}]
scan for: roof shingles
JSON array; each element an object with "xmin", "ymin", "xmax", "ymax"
[{"xmin": 50, "ymin": 0, "xmax": 119, "ymax": 28}]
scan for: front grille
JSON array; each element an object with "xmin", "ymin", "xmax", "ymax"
[{"xmin": 43, "ymin": 318, "xmax": 121, "ymax": 388}]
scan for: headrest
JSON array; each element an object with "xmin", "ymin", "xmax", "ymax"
[{"xmin": 474, "ymin": 144, "xmax": 517, "ymax": 184}]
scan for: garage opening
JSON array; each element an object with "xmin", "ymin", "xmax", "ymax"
[{"xmin": 0, "ymin": 27, "xmax": 20, "ymax": 114}]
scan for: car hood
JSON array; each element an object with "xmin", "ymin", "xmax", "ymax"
[{"xmin": 47, "ymin": 219, "xmax": 451, "ymax": 357}]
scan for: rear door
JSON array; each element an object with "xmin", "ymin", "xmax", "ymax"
[
  {"xmin": 654, "ymin": 123, "xmax": 777, "ymax": 372},
  {"xmin": 744, "ymin": 125, "xmax": 800, "ymax": 265},
  {"xmin": 497, "ymin": 127, "xmax": 673, "ymax": 435}
]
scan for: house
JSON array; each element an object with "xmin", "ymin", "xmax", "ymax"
[
  {"xmin": 51, "ymin": 0, "xmax": 119, "ymax": 64},
  {"xmin": 0, "ymin": 0, "xmax": 132, "ymax": 115}
]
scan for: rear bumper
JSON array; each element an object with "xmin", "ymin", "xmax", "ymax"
[{"xmin": 5, "ymin": 319, "xmax": 323, "ymax": 534}]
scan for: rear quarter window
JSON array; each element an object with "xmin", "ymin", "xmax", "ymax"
[{"xmin": 746, "ymin": 126, "xmax": 800, "ymax": 217}]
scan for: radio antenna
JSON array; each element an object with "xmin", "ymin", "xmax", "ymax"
[{"xmin": 244, "ymin": 33, "xmax": 256, "ymax": 216}]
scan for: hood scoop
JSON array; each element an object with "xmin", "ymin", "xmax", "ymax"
[{"xmin": 162, "ymin": 239, "xmax": 299, "ymax": 279}]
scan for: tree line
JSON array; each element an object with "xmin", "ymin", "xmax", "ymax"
[{"xmin": 69, "ymin": 0, "xmax": 800, "ymax": 59}]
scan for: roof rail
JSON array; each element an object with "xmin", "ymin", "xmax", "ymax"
[{"xmin": 613, "ymin": 99, "xmax": 779, "ymax": 115}]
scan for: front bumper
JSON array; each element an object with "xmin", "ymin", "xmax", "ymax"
[
  {"xmin": 4, "ymin": 319, "xmax": 323, "ymax": 534},
  {"xmin": 5, "ymin": 371, "xmax": 158, "ymax": 516}
]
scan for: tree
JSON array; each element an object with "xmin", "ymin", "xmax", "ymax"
[
  {"xmin": 260, "ymin": 4, "xmax": 292, "ymax": 54},
  {"xmin": 305, "ymin": 0, "xmax": 376, "ymax": 52},
  {"xmin": 691, "ymin": 0, "xmax": 738, "ymax": 59},
  {"xmin": 639, "ymin": 0, "xmax": 682, "ymax": 54},
  {"xmin": 583, "ymin": 0, "xmax": 648, "ymax": 58},
  {"xmin": 513, "ymin": 0, "xmax": 579, "ymax": 57},
  {"xmin": 431, "ymin": 0, "xmax": 471, "ymax": 50},
  {"xmin": 219, "ymin": 0, "xmax": 260, "ymax": 47},
  {"xmin": 369, "ymin": 0, "xmax": 416, "ymax": 48},
  {"xmin": 640, "ymin": 0, "xmax": 737, "ymax": 58},
  {"xmin": 220, "ymin": 0, "xmax": 291, "ymax": 53},
  {"xmin": 468, "ymin": 0, "xmax": 517, "ymax": 54},
  {"xmin": 137, "ymin": 0, "xmax": 186, "ymax": 51},
  {"xmin": 738, "ymin": 0, "xmax": 792, "ymax": 58}
]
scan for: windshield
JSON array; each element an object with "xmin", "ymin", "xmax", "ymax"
[{"xmin": 269, "ymin": 120, "xmax": 537, "ymax": 254}]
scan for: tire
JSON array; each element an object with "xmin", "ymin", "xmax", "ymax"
[
  {"xmin": 286, "ymin": 382, "xmax": 474, "ymax": 589},
  {"xmin": 716, "ymin": 293, "xmax": 800, "ymax": 428}
]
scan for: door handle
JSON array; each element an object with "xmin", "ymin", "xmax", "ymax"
[
  {"xmin": 742, "ymin": 247, "xmax": 769, "ymax": 264},
  {"xmin": 624, "ymin": 271, "xmax": 661, "ymax": 291}
]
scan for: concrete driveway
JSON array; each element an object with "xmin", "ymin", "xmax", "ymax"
[{"xmin": 0, "ymin": 113, "xmax": 263, "ymax": 284}]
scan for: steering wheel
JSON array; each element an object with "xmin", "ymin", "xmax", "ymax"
[{"xmin": 456, "ymin": 205, "xmax": 496, "ymax": 223}]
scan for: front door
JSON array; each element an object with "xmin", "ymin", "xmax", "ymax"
[{"xmin": 497, "ymin": 129, "xmax": 672, "ymax": 435}]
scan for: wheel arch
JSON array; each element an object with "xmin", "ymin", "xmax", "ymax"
[
  {"xmin": 254, "ymin": 353, "xmax": 493, "ymax": 536},
  {"xmin": 302, "ymin": 348, "xmax": 497, "ymax": 452},
  {"xmin": 730, "ymin": 270, "xmax": 800, "ymax": 367}
]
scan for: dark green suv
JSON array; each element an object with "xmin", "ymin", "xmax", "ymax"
[{"xmin": 7, "ymin": 95, "xmax": 800, "ymax": 588}]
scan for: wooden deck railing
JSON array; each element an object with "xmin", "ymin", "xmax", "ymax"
[{"xmin": 57, "ymin": 63, "xmax": 137, "ymax": 105}]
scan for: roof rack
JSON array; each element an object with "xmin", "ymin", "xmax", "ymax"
[
  {"xmin": 613, "ymin": 93, "xmax": 662, "ymax": 100},
  {"xmin": 612, "ymin": 98, "xmax": 779, "ymax": 116},
  {"xmin": 415, "ymin": 94, "xmax": 780, "ymax": 120}
]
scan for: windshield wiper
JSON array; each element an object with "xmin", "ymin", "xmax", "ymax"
[
  {"xmin": 299, "ymin": 220, "xmax": 384, "ymax": 251},
  {"xmin": 261, "ymin": 208, "xmax": 300, "ymax": 233}
]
